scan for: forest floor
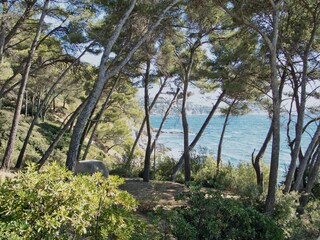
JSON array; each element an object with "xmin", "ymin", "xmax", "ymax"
[{"xmin": 119, "ymin": 178, "xmax": 188, "ymax": 212}]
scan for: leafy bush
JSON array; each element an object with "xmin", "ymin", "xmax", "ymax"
[
  {"xmin": 272, "ymin": 190, "xmax": 320, "ymax": 240},
  {"xmin": 0, "ymin": 163, "xmax": 149, "ymax": 239},
  {"xmin": 160, "ymin": 191, "xmax": 284, "ymax": 240},
  {"xmin": 194, "ymin": 157, "xmax": 268, "ymax": 203}
]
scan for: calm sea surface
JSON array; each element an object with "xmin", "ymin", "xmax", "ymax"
[{"xmin": 150, "ymin": 114, "xmax": 316, "ymax": 177}]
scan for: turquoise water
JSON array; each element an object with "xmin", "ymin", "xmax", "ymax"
[{"xmin": 150, "ymin": 114, "xmax": 316, "ymax": 177}]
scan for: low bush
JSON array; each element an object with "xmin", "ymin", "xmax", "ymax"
[
  {"xmin": 158, "ymin": 190, "xmax": 284, "ymax": 240},
  {"xmin": 0, "ymin": 163, "xmax": 149, "ymax": 239},
  {"xmin": 193, "ymin": 156, "xmax": 268, "ymax": 203}
]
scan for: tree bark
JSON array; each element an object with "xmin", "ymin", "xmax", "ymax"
[
  {"xmin": 126, "ymin": 76, "xmax": 168, "ymax": 168},
  {"xmin": 82, "ymin": 76, "xmax": 119, "ymax": 160},
  {"xmin": 217, "ymin": 100, "xmax": 235, "ymax": 171},
  {"xmin": 66, "ymin": 0, "xmax": 180, "ymax": 171},
  {"xmin": 171, "ymin": 91, "xmax": 225, "ymax": 181},
  {"xmin": 150, "ymin": 87, "xmax": 180, "ymax": 153},
  {"xmin": 305, "ymin": 145, "xmax": 320, "ymax": 193},
  {"xmin": 37, "ymin": 99, "xmax": 88, "ymax": 169},
  {"xmin": 283, "ymin": 11, "xmax": 318, "ymax": 193},
  {"xmin": 0, "ymin": 0, "xmax": 36, "ymax": 60},
  {"xmin": 265, "ymin": 2, "xmax": 281, "ymax": 216},
  {"xmin": 1, "ymin": 0, "xmax": 49, "ymax": 171},
  {"xmin": 14, "ymin": 43, "xmax": 93, "ymax": 169},
  {"xmin": 293, "ymin": 125, "xmax": 320, "ymax": 191},
  {"xmin": 143, "ymin": 60, "xmax": 152, "ymax": 182},
  {"xmin": 252, "ymin": 123, "xmax": 272, "ymax": 189}
]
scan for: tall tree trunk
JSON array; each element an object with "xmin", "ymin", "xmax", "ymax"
[
  {"xmin": 126, "ymin": 76, "xmax": 168, "ymax": 168},
  {"xmin": 37, "ymin": 99, "xmax": 88, "ymax": 169},
  {"xmin": 82, "ymin": 76, "xmax": 119, "ymax": 160},
  {"xmin": 217, "ymin": 100, "xmax": 235, "ymax": 172},
  {"xmin": 265, "ymin": 1, "xmax": 281, "ymax": 215},
  {"xmin": 66, "ymin": 0, "xmax": 180, "ymax": 171},
  {"xmin": 1, "ymin": 0, "xmax": 49, "ymax": 171},
  {"xmin": 252, "ymin": 123, "xmax": 272, "ymax": 190},
  {"xmin": 150, "ymin": 87, "xmax": 180, "ymax": 153},
  {"xmin": 293, "ymin": 125, "xmax": 320, "ymax": 191},
  {"xmin": 0, "ymin": 0, "xmax": 7, "ymax": 63},
  {"xmin": 14, "ymin": 43, "xmax": 93, "ymax": 169},
  {"xmin": 305, "ymin": 145, "xmax": 320, "ymax": 193},
  {"xmin": 25, "ymin": 90, "xmax": 28, "ymax": 117},
  {"xmin": 283, "ymin": 13, "xmax": 318, "ymax": 192},
  {"xmin": 171, "ymin": 91, "xmax": 225, "ymax": 181},
  {"xmin": 143, "ymin": 60, "xmax": 152, "ymax": 182},
  {"xmin": 182, "ymin": 76, "xmax": 190, "ymax": 185},
  {"xmin": 66, "ymin": 0, "xmax": 137, "ymax": 170}
]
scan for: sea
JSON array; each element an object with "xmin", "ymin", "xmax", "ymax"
[{"xmin": 150, "ymin": 114, "xmax": 317, "ymax": 178}]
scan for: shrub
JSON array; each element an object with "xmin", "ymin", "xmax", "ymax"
[
  {"xmin": 160, "ymin": 191, "xmax": 284, "ymax": 240},
  {"xmin": 272, "ymin": 190, "xmax": 320, "ymax": 240},
  {"xmin": 194, "ymin": 156, "xmax": 268, "ymax": 204},
  {"xmin": 0, "ymin": 163, "xmax": 149, "ymax": 239}
]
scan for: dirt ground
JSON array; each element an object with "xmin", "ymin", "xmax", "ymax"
[{"xmin": 119, "ymin": 178, "xmax": 188, "ymax": 212}]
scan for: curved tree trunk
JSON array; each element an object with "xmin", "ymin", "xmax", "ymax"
[
  {"xmin": 293, "ymin": 125, "xmax": 320, "ymax": 191},
  {"xmin": 82, "ymin": 76, "xmax": 119, "ymax": 160},
  {"xmin": 284, "ymin": 13, "xmax": 318, "ymax": 193},
  {"xmin": 1, "ymin": 0, "xmax": 49, "ymax": 171},
  {"xmin": 171, "ymin": 91, "xmax": 225, "ymax": 181},
  {"xmin": 37, "ymin": 99, "xmax": 88, "ymax": 169},
  {"xmin": 150, "ymin": 87, "xmax": 180, "ymax": 153},
  {"xmin": 66, "ymin": 0, "xmax": 137, "ymax": 171},
  {"xmin": 252, "ymin": 123, "xmax": 272, "ymax": 190},
  {"xmin": 14, "ymin": 43, "xmax": 93, "ymax": 169},
  {"xmin": 66, "ymin": 0, "xmax": 180, "ymax": 171},
  {"xmin": 126, "ymin": 76, "xmax": 168, "ymax": 169},
  {"xmin": 217, "ymin": 100, "xmax": 235, "ymax": 172}
]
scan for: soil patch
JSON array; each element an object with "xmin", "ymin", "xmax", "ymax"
[{"xmin": 120, "ymin": 178, "xmax": 188, "ymax": 212}]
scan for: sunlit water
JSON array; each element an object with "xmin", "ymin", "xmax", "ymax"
[{"xmin": 150, "ymin": 114, "xmax": 317, "ymax": 178}]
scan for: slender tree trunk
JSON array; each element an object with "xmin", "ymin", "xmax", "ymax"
[
  {"xmin": 14, "ymin": 43, "xmax": 93, "ymax": 169},
  {"xmin": 265, "ymin": 2, "xmax": 281, "ymax": 215},
  {"xmin": 293, "ymin": 125, "xmax": 320, "ymax": 191},
  {"xmin": 182, "ymin": 76, "xmax": 190, "ymax": 185},
  {"xmin": 25, "ymin": 90, "xmax": 28, "ymax": 117},
  {"xmin": 126, "ymin": 76, "xmax": 168, "ymax": 168},
  {"xmin": 0, "ymin": 1, "xmax": 7, "ymax": 63},
  {"xmin": 66, "ymin": 0, "xmax": 180, "ymax": 171},
  {"xmin": 252, "ymin": 123, "xmax": 272, "ymax": 189},
  {"xmin": 1, "ymin": 0, "xmax": 49, "ymax": 171},
  {"xmin": 150, "ymin": 87, "xmax": 180, "ymax": 153},
  {"xmin": 143, "ymin": 60, "xmax": 152, "ymax": 182},
  {"xmin": 284, "ymin": 15, "xmax": 318, "ymax": 192},
  {"xmin": 171, "ymin": 91, "xmax": 225, "ymax": 181},
  {"xmin": 0, "ymin": 0, "xmax": 36, "ymax": 60},
  {"xmin": 305, "ymin": 145, "xmax": 320, "ymax": 193},
  {"xmin": 82, "ymin": 76, "xmax": 119, "ymax": 160},
  {"xmin": 37, "ymin": 100, "xmax": 88, "ymax": 169},
  {"xmin": 66, "ymin": 0, "xmax": 137, "ymax": 170},
  {"xmin": 217, "ymin": 100, "xmax": 235, "ymax": 172}
]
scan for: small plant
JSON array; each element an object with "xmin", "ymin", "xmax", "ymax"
[{"xmin": 0, "ymin": 162, "xmax": 149, "ymax": 239}]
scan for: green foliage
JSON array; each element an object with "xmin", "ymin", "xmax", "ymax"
[
  {"xmin": 159, "ymin": 191, "xmax": 284, "ymax": 240},
  {"xmin": 154, "ymin": 156, "xmax": 176, "ymax": 181},
  {"xmin": 193, "ymin": 156, "xmax": 267, "ymax": 203},
  {"xmin": 271, "ymin": 191, "xmax": 320, "ymax": 240},
  {"xmin": 0, "ymin": 163, "xmax": 148, "ymax": 239}
]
